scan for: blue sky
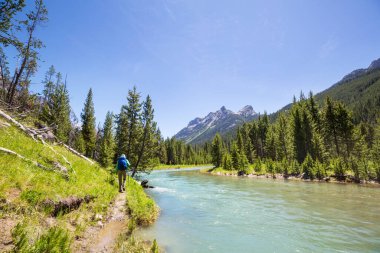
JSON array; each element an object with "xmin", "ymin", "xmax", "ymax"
[{"xmin": 27, "ymin": 0, "xmax": 380, "ymax": 137}]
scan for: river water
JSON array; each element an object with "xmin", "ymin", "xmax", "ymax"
[{"xmin": 137, "ymin": 168, "xmax": 380, "ymax": 253}]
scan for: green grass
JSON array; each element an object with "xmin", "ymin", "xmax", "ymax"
[
  {"xmin": 113, "ymin": 234, "xmax": 157, "ymax": 253},
  {"xmin": 0, "ymin": 124, "xmax": 118, "ymax": 250},
  {"xmin": 125, "ymin": 178, "xmax": 159, "ymax": 226},
  {"xmin": 12, "ymin": 223, "xmax": 71, "ymax": 253}
]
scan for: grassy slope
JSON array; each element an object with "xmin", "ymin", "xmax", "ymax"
[{"xmin": 0, "ymin": 118, "xmax": 159, "ymax": 252}]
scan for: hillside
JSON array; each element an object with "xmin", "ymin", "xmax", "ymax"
[
  {"xmin": 0, "ymin": 111, "xmax": 158, "ymax": 252},
  {"xmin": 271, "ymin": 58, "xmax": 380, "ymax": 123},
  {"xmin": 314, "ymin": 68, "xmax": 380, "ymax": 123},
  {"xmin": 174, "ymin": 105, "xmax": 257, "ymax": 145}
]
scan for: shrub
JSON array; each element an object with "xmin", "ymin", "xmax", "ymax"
[
  {"xmin": 281, "ymin": 159, "xmax": 289, "ymax": 177},
  {"xmin": 275, "ymin": 161, "xmax": 283, "ymax": 174},
  {"xmin": 348, "ymin": 157, "xmax": 364, "ymax": 182},
  {"xmin": 266, "ymin": 160, "xmax": 275, "ymax": 175},
  {"xmin": 222, "ymin": 153, "xmax": 233, "ymax": 171},
  {"xmin": 253, "ymin": 159, "xmax": 262, "ymax": 173},
  {"xmin": 330, "ymin": 158, "xmax": 346, "ymax": 180},
  {"xmin": 237, "ymin": 153, "xmax": 250, "ymax": 175},
  {"xmin": 314, "ymin": 159, "xmax": 325, "ymax": 180},
  {"xmin": 290, "ymin": 160, "xmax": 301, "ymax": 175},
  {"xmin": 301, "ymin": 154, "xmax": 315, "ymax": 180}
]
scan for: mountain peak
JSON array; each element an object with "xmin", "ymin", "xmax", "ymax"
[
  {"xmin": 174, "ymin": 105, "xmax": 258, "ymax": 144},
  {"xmin": 368, "ymin": 58, "xmax": 380, "ymax": 71},
  {"xmin": 341, "ymin": 57, "xmax": 380, "ymax": 83},
  {"xmin": 238, "ymin": 105, "xmax": 256, "ymax": 117}
]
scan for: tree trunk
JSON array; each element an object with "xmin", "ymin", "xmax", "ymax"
[
  {"xmin": 6, "ymin": 0, "xmax": 42, "ymax": 105},
  {"xmin": 131, "ymin": 126, "xmax": 148, "ymax": 178}
]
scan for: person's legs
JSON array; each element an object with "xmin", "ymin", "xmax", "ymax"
[
  {"xmin": 122, "ymin": 171, "xmax": 127, "ymax": 191},
  {"xmin": 118, "ymin": 170, "xmax": 123, "ymax": 192}
]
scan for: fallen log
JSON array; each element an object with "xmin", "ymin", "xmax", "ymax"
[
  {"xmin": 42, "ymin": 195, "xmax": 96, "ymax": 216},
  {"xmin": 0, "ymin": 147, "xmax": 69, "ymax": 180},
  {"xmin": 59, "ymin": 142, "xmax": 94, "ymax": 165},
  {"xmin": 0, "ymin": 109, "xmax": 37, "ymax": 141},
  {"xmin": 0, "ymin": 108, "xmax": 93, "ymax": 168}
]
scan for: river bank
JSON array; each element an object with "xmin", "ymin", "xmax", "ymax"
[{"xmin": 202, "ymin": 167, "xmax": 380, "ymax": 186}]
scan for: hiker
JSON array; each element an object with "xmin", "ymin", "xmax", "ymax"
[{"xmin": 116, "ymin": 154, "xmax": 130, "ymax": 193}]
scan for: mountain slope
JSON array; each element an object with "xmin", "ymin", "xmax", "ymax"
[
  {"xmin": 314, "ymin": 67, "xmax": 380, "ymax": 123},
  {"xmin": 174, "ymin": 105, "xmax": 257, "ymax": 145},
  {"xmin": 271, "ymin": 57, "xmax": 380, "ymax": 123}
]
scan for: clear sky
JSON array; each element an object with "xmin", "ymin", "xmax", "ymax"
[{"xmin": 28, "ymin": 0, "xmax": 380, "ymax": 137}]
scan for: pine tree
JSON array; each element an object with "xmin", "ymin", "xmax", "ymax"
[
  {"xmin": 81, "ymin": 88, "xmax": 96, "ymax": 158},
  {"xmin": 231, "ymin": 142, "xmax": 239, "ymax": 170},
  {"xmin": 126, "ymin": 86, "xmax": 142, "ymax": 165},
  {"xmin": 323, "ymin": 97, "xmax": 341, "ymax": 157},
  {"xmin": 133, "ymin": 95, "xmax": 159, "ymax": 176},
  {"xmin": 211, "ymin": 133, "xmax": 223, "ymax": 167},
  {"xmin": 301, "ymin": 154, "xmax": 315, "ymax": 180},
  {"xmin": 54, "ymin": 82, "xmax": 72, "ymax": 143},
  {"xmin": 249, "ymin": 122, "xmax": 260, "ymax": 158},
  {"xmin": 265, "ymin": 125, "xmax": 277, "ymax": 160},
  {"xmin": 371, "ymin": 120, "xmax": 380, "ymax": 181},
  {"xmin": 258, "ymin": 113, "xmax": 269, "ymax": 157},
  {"xmin": 99, "ymin": 112, "xmax": 115, "ymax": 167},
  {"xmin": 302, "ymin": 109, "xmax": 314, "ymax": 158},
  {"xmin": 307, "ymin": 91, "xmax": 321, "ymax": 132},
  {"xmin": 222, "ymin": 153, "xmax": 233, "ymax": 170},
  {"xmin": 236, "ymin": 128, "xmax": 244, "ymax": 153},
  {"xmin": 115, "ymin": 105, "xmax": 129, "ymax": 156},
  {"xmin": 291, "ymin": 104, "xmax": 306, "ymax": 163},
  {"xmin": 322, "ymin": 97, "xmax": 354, "ymax": 160},
  {"xmin": 275, "ymin": 113, "xmax": 290, "ymax": 161},
  {"xmin": 39, "ymin": 70, "xmax": 71, "ymax": 143}
]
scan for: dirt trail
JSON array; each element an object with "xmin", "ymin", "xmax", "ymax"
[{"xmin": 74, "ymin": 192, "xmax": 129, "ymax": 253}]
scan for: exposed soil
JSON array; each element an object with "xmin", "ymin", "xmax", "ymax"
[
  {"xmin": 0, "ymin": 188, "xmax": 21, "ymax": 252},
  {"xmin": 73, "ymin": 192, "xmax": 129, "ymax": 253},
  {"xmin": 0, "ymin": 219, "xmax": 17, "ymax": 252}
]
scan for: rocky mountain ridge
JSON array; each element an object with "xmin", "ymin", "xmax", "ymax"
[
  {"xmin": 341, "ymin": 58, "xmax": 380, "ymax": 82},
  {"xmin": 174, "ymin": 105, "xmax": 257, "ymax": 144}
]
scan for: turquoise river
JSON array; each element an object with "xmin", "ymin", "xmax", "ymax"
[{"xmin": 137, "ymin": 168, "xmax": 380, "ymax": 253}]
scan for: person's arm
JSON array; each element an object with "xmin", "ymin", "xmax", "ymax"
[
  {"xmin": 126, "ymin": 159, "xmax": 131, "ymax": 166},
  {"xmin": 115, "ymin": 161, "xmax": 118, "ymax": 173}
]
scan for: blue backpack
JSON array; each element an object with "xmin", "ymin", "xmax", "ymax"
[{"xmin": 117, "ymin": 158, "xmax": 128, "ymax": 171}]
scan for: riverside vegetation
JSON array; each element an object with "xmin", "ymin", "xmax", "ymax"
[{"xmin": 209, "ymin": 93, "xmax": 380, "ymax": 184}]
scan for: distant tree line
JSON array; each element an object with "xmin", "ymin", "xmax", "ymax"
[{"xmin": 211, "ymin": 92, "xmax": 380, "ymax": 183}]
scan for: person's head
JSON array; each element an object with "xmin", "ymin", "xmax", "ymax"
[{"xmin": 120, "ymin": 154, "xmax": 126, "ymax": 159}]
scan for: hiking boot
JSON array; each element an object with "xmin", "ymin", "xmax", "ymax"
[
  {"xmin": 123, "ymin": 187, "xmax": 125, "ymax": 191},
  {"xmin": 119, "ymin": 190, "xmax": 122, "ymax": 193}
]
